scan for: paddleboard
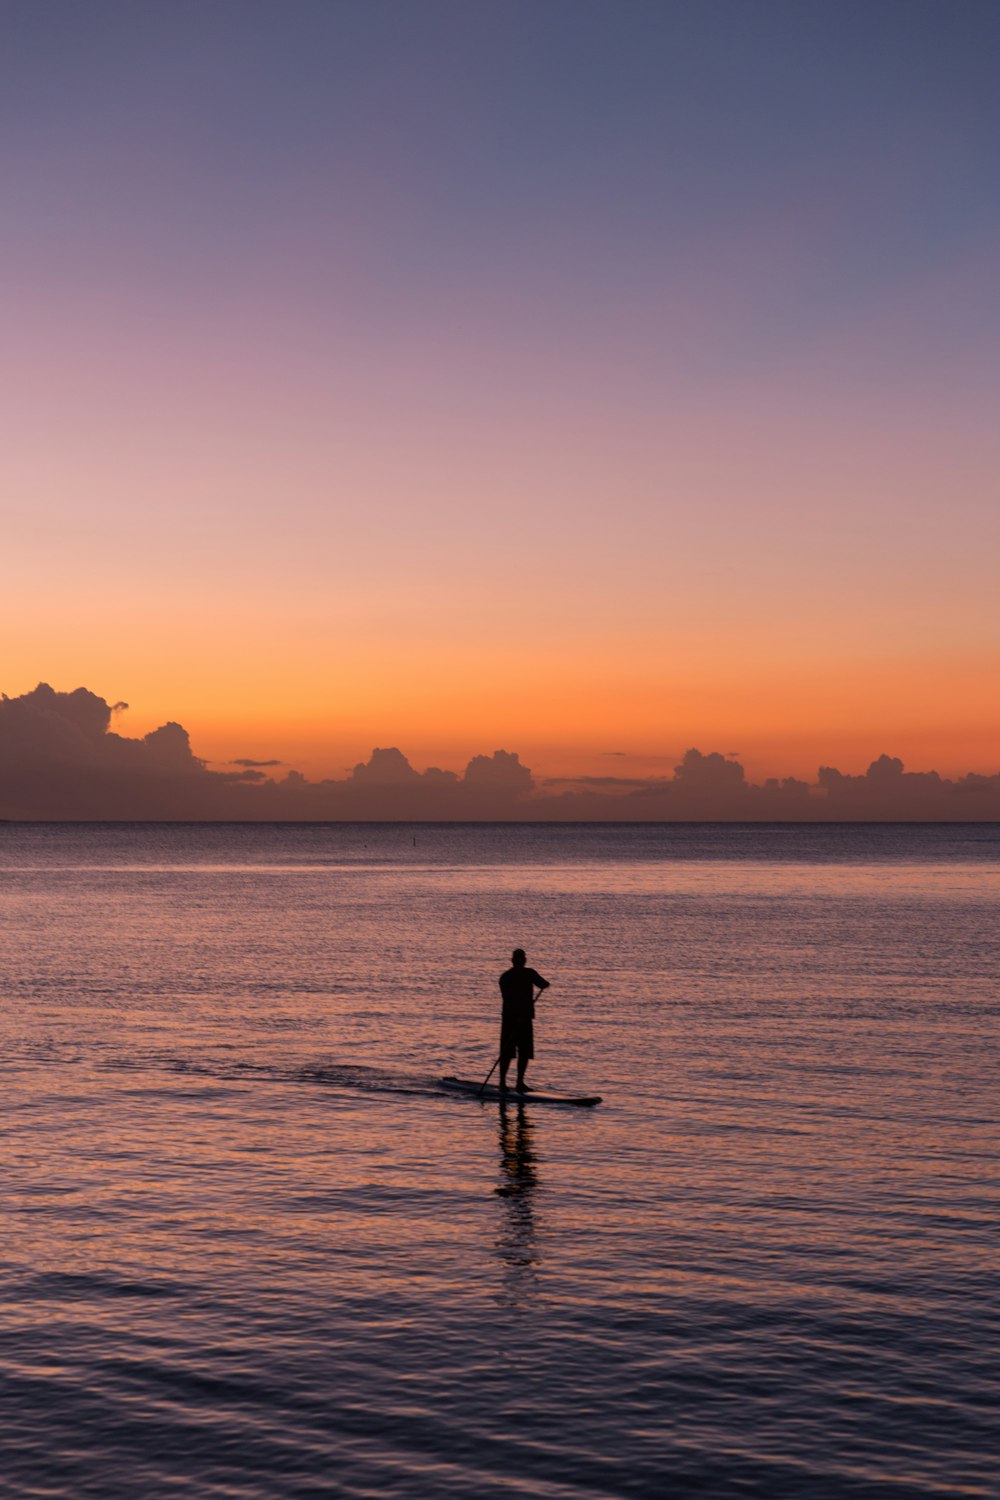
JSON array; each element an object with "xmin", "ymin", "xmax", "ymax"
[{"xmin": 440, "ymin": 1076, "xmax": 602, "ymax": 1107}]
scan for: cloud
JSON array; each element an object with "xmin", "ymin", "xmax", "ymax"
[
  {"xmin": 0, "ymin": 684, "xmax": 217, "ymax": 819},
  {"xmin": 672, "ymin": 747, "xmax": 746, "ymax": 791},
  {"xmin": 142, "ymin": 722, "xmax": 201, "ymax": 770},
  {"xmin": 462, "ymin": 750, "xmax": 533, "ymax": 796},
  {"xmin": 349, "ymin": 747, "xmax": 420, "ymax": 785},
  {"xmin": 812, "ymin": 753, "xmax": 984, "ymax": 817},
  {"xmin": 3, "ymin": 682, "xmax": 1000, "ymax": 820},
  {"xmin": 1, "ymin": 683, "xmax": 113, "ymax": 757}
]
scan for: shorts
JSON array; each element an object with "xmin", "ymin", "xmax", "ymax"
[{"xmin": 500, "ymin": 1013, "xmax": 534, "ymax": 1062}]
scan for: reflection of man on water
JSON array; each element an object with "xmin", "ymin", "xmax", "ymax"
[
  {"xmin": 494, "ymin": 1101, "xmax": 541, "ymax": 1294},
  {"xmin": 498, "ymin": 1102, "xmax": 537, "ymax": 1199},
  {"xmin": 498, "ymin": 948, "xmax": 549, "ymax": 1093}
]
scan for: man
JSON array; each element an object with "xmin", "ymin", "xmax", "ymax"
[{"xmin": 498, "ymin": 948, "xmax": 550, "ymax": 1093}]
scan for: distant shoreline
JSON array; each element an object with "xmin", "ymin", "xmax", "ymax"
[{"xmin": 3, "ymin": 818, "xmax": 1000, "ymax": 828}]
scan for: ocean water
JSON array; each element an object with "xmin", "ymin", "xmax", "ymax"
[{"xmin": 1, "ymin": 822, "xmax": 996, "ymax": 1499}]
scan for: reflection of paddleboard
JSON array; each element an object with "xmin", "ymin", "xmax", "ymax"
[{"xmin": 440, "ymin": 1076, "xmax": 602, "ymax": 1107}]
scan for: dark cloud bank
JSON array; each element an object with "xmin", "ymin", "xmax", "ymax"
[{"xmin": 3, "ymin": 683, "xmax": 1000, "ymax": 821}]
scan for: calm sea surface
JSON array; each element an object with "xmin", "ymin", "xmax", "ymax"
[{"xmin": 1, "ymin": 823, "xmax": 997, "ymax": 1498}]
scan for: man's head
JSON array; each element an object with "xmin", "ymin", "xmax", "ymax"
[{"xmin": 511, "ymin": 948, "xmax": 526, "ymax": 967}]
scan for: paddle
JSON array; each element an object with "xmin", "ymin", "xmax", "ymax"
[{"xmin": 478, "ymin": 1054, "xmax": 502, "ymax": 1097}]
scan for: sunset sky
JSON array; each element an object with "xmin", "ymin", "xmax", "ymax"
[{"xmin": 4, "ymin": 1, "xmax": 998, "ymax": 784}]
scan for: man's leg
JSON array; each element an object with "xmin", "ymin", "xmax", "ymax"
[
  {"xmin": 515, "ymin": 1044, "xmax": 530, "ymax": 1091},
  {"xmin": 499, "ymin": 1050, "xmax": 512, "ymax": 1090}
]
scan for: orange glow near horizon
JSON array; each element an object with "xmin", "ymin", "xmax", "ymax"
[
  {"xmin": 4, "ymin": 367, "xmax": 998, "ymax": 786},
  {"xmin": 3, "ymin": 637, "xmax": 997, "ymax": 787}
]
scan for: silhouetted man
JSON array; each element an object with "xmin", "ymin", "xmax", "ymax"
[{"xmin": 498, "ymin": 948, "xmax": 549, "ymax": 1092}]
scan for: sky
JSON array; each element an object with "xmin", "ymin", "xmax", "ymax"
[{"xmin": 3, "ymin": 0, "xmax": 999, "ymax": 788}]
